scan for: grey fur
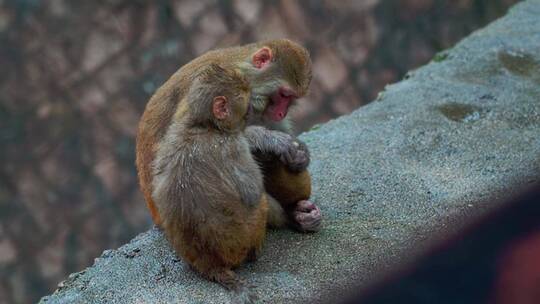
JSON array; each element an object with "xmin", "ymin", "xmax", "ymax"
[
  {"xmin": 151, "ymin": 64, "xmax": 264, "ymax": 227},
  {"xmin": 244, "ymin": 126, "xmax": 310, "ymax": 172},
  {"xmin": 152, "ymin": 120, "xmax": 264, "ymax": 224}
]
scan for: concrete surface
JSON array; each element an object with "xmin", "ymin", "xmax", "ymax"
[{"xmin": 40, "ymin": 1, "xmax": 540, "ymax": 303}]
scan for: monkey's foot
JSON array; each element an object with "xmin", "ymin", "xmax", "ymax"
[{"xmin": 291, "ymin": 200, "xmax": 322, "ymax": 232}]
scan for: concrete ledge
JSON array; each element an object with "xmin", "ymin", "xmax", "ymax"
[{"xmin": 41, "ymin": 1, "xmax": 540, "ymax": 303}]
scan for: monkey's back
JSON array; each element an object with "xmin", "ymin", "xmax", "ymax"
[{"xmin": 152, "ymin": 131, "xmax": 268, "ymax": 268}]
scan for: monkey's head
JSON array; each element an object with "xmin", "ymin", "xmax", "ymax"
[
  {"xmin": 186, "ymin": 64, "xmax": 251, "ymax": 132},
  {"xmin": 241, "ymin": 39, "xmax": 312, "ymax": 124}
]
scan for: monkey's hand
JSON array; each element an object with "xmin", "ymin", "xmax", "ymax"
[
  {"xmin": 278, "ymin": 138, "xmax": 310, "ymax": 173},
  {"xmin": 245, "ymin": 126, "xmax": 310, "ymax": 172}
]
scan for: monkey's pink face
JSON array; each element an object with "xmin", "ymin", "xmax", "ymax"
[
  {"xmin": 252, "ymin": 47, "xmax": 301, "ymax": 122},
  {"xmin": 251, "ymin": 45, "xmax": 312, "ymax": 122},
  {"xmin": 265, "ymin": 87, "xmax": 297, "ymax": 122}
]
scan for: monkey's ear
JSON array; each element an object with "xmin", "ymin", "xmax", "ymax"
[
  {"xmin": 212, "ymin": 96, "xmax": 230, "ymax": 120},
  {"xmin": 252, "ymin": 47, "xmax": 272, "ymax": 69}
]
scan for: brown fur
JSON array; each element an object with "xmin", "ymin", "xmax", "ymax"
[
  {"xmin": 264, "ymin": 165, "xmax": 312, "ymax": 207},
  {"xmin": 151, "ymin": 65, "xmax": 267, "ymax": 293},
  {"xmin": 136, "ymin": 39, "xmax": 314, "ymax": 228},
  {"xmin": 175, "ymin": 195, "xmax": 268, "ymax": 284}
]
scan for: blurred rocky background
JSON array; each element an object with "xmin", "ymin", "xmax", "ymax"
[{"xmin": 0, "ymin": 0, "xmax": 519, "ymax": 302}]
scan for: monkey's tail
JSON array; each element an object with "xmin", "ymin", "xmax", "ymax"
[{"xmin": 207, "ymin": 268, "xmax": 258, "ymax": 304}]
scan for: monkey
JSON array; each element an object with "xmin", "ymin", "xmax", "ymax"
[
  {"xmin": 136, "ymin": 39, "xmax": 322, "ymax": 234},
  {"xmin": 152, "ymin": 64, "xmax": 268, "ymax": 300}
]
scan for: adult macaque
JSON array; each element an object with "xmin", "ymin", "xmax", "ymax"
[{"xmin": 136, "ymin": 39, "xmax": 322, "ymax": 234}]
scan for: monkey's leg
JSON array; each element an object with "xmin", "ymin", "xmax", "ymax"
[
  {"xmin": 265, "ymin": 194, "xmax": 287, "ymax": 229},
  {"xmin": 263, "ymin": 163, "xmax": 322, "ymax": 232},
  {"xmin": 247, "ymin": 194, "xmax": 270, "ymax": 263}
]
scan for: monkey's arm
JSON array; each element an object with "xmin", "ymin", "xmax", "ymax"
[
  {"xmin": 244, "ymin": 126, "xmax": 310, "ymax": 172},
  {"xmin": 231, "ymin": 166, "xmax": 264, "ymax": 207}
]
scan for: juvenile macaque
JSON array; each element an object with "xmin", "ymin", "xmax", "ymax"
[
  {"xmin": 136, "ymin": 39, "xmax": 321, "ymax": 235},
  {"xmin": 152, "ymin": 64, "xmax": 267, "ymax": 298}
]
